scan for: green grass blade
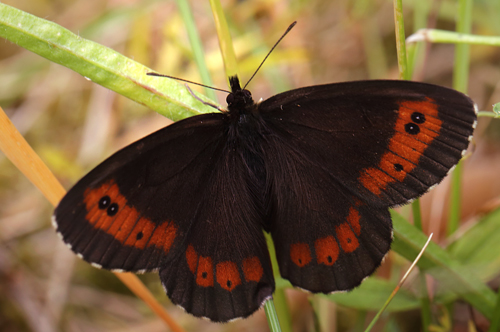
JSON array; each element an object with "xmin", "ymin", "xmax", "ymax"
[
  {"xmin": 272, "ymin": 288, "xmax": 292, "ymax": 332},
  {"xmin": 407, "ymin": 29, "xmax": 500, "ymax": 46},
  {"xmin": 209, "ymin": 0, "xmax": 238, "ymax": 83},
  {"xmin": 411, "ymin": 199, "xmax": 423, "ymax": 231},
  {"xmin": 406, "ymin": 0, "xmax": 431, "ymax": 79},
  {"xmin": 448, "ymin": 0, "xmax": 473, "ymax": 237},
  {"xmin": 393, "ymin": 0, "xmax": 409, "ymax": 80},
  {"xmin": 0, "ymin": 3, "xmax": 216, "ymax": 121},
  {"xmin": 488, "ymin": 289, "xmax": 500, "ymax": 332},
  {"xmin": 453, "ymin": 0, "xmax": 473, "ymax": 94},
  {"xmin": 419, "ymin": 273, "xmax": 431, "ymax": 332},
  {"xmin": 264, "ymin": 299, "xmax": 283, "ymax": 332},
  {"xmin": 175, "ymin": 0, "xmax": 218, "ymax": 101}
]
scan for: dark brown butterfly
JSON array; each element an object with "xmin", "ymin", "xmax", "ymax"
[
  {"xmin": 53, "ymin": 22, "xmax": 477, "ymax": 323},
  {"xmin": 53, "ymin": 74, "xmax": 476, "ymax": 321}
]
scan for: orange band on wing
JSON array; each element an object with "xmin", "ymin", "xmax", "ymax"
[
  {"xmin": 186, "ymin": 245, "xmax": 263, "ymax": 289},
  {"xmin": 359, "ymin": 98, "xmax": 441, "ymax": 196},
  {"xmin": 84, "ymin": 180, "xmax": 177, "ymax": 253}
]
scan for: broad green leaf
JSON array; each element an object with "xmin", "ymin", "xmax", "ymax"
[
  {"xmin": 0, "ymin": 3, "xmax": 217, "ymax": 121},
  {"xmin": 391, "ymin": 210, "xmax": 496, "ymax": 319},
  {"xmin": 447, "ymin": 208, "xmax": 500, "ymax": 281},
  {"xmin": 326, "ymin": 278, "xmax": 419, "ymax": 312}
]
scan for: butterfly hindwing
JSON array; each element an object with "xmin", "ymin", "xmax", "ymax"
[
  {"xmin": 260, "ymin": 131, "xmax": 393, "ymax": 292},
  {"xmin": 160, "ymin": 138, "xmax": 274, "ymax": 321},
  {"xmin": 54, "ymin": 113, "xmax": 275, "ymax": 321}
]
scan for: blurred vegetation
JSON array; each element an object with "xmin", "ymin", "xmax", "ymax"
[{"xmin": 1, "ymin": 0, "xmax": 500, "ymax": 331}]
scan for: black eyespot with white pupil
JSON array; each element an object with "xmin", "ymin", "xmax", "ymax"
[
  {"xmin": 98, "ymin": 196, "xmax": 111, "ymax": 209},
  {"xmin": 411, "ymin": 112, "xmax": 426, "ymax": 124},
  {"xmin": 404, "ymin": 111, "xmax": 426, "ymax": 135},
  {"xmin": 405, "ymin": 122, "xmax": 420, "ymax": 135},
  {"xmin": 107, "ymin": 203, "xmax": 119, "ymax": 216},
  {"xmin": 98, "ymin": 196, "xmax": 119, "ymax": 216}
]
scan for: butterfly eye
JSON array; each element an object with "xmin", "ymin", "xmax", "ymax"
[
  {"xmin": 226, "ymin": 93, "xmax": 234, "ymax": 104},
  {"xmin": 243, "ymin": 90, "xmax": 252, "ymax": 99}
]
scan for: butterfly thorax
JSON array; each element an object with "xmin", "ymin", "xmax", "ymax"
[{"xmin": 225, "ymin": 76, "xmax": 269, "ymax": 143}]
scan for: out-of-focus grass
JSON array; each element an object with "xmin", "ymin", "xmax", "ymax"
[{"xmin": 1, "ymin": 0, "xmax": 500, "ymax": 331}]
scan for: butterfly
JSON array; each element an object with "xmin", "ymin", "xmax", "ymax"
[{"xmin": 53, "ymin": 69, "xmax": 477, "ymax": 322}]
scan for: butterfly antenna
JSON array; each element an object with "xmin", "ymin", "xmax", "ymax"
[
  {"xmin": 243, "ymin": 21, "xmax": 297, "ymax": 90},
  {"xmin": 147, "ymin": 72, "xmax": 231, "ymax": 93}
]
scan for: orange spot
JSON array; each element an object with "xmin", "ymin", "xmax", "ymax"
[
  {"xmin": 83, "ymin": 181, "xmax": 177, "ymax": 253},
  {"xmin": 84, "ymin": 182, "xmax": 113, "ymax": 225},
  {"xmin": 314, "ymin": 236, "xmax": 339, "ymax": 266},
  {"xmin": 347, "ymin": 207, "xmax": 361, "ymax": 236},
  {"xmin": 290, "ymin": 243, "xmax": 312, "ymax": 267},
  {"xmin": 378, "ymin": 151, "xmax": 413, "ymax": 181},
  {"xmin": 359, "ymin": 98, "xmax": 441, "ymax": 196},
  {"xmin": 336, "ymin": 223, "xmax": 359, "ymax": 253},
  {"xmin": 359, "ymin": 168, "xmax": 393, "ymax": 196},
  {"xmin": 150, "ymin": 222, "xmax": 177, "ymax": 253},
  {"xmin": 216, "ymin": 261, "xmax": 241, "ymax": 291},
  {"xmin": 197, "ymin": 256, "xmax": 214, "ymax": 287},
  {"xmin": 389, "ymin": 139, "xmax": 423, "ymax": 163},
  {"xmin": 111, "ymin": 208, "xmax": 139, "ymax": 243},
  {"xmin": 85, "ymin": 205, "xmax": 106, "ymax": 226},
  {"xmin": 242, "ymin": 257, "xmax": 263, "ymax": 282},
  {"xmin": 185, "ymin": 245, "xmax": 215, "ymax": 287},
  {"xmin": 124, "ymin": 218, "xmax": 158, "ymax": 249},
  {"xmin": 186, "ymin": 245, "xmax": 197, "ymax": 273}
]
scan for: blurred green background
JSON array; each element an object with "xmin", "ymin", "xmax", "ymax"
[{"xmin": 1, "ymin": 0, "xmax": 500, "ymax": 331}]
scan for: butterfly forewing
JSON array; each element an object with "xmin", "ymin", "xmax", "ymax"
[
  {"xmin": 55, "ymin": 113, "xmax": 225, "ymax": 271},
  {"xmin": 260, "ymin": 80, "xmax": 476, "ymax": 208}
]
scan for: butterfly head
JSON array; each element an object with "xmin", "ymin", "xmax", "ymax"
[{"xmin": 226, "ymin": 76, "xmax": 255, "ymax": 114}]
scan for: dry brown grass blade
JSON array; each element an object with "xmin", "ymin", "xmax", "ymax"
[{"xmin": 0, "ymin": 106, "xmax": 186, "ymax": 332}]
